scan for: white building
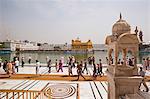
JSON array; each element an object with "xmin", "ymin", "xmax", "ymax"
[
  {"xmin": 19, "ymin": 41, "xmax": 39, "ymax": 51},
  {"xmin": 0, "ymin": 40, "xmax": 39, "ymax": 51},
  {"xmin": 0, "ymin": 40, "xmax": 16, "ymax": 51},
  {"xmin": 38, "ymin": 43, "xmax": 54, "ymax": 50}
]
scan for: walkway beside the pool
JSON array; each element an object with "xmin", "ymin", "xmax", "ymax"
[
  {"xmin": 0, "ymin": 65, "xmax": 109, "ymax": 99},
  {"xmin": 0, "ymin": 64, "xmax": 108, "ymax": 81},
  {"xmin": 1, "ymin": 64, "xmax": 150, "ymax": 99},
  {"xmin": 1, "ymin": 63, "xmax": 150, "ymax": 81}
]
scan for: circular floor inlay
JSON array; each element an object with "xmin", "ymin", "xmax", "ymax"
[{"xmin": 44, "ymin": 84, "xmax": 76, "ymax": 98}]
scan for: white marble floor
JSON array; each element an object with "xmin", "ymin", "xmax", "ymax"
[
  {"xmin": 0, "ymin": 64, "xmax": 150, "ymax": 99},
  {"xmin": 0, "ymin": 79, "xmax": 108, "ymax": 99},
  {"xmin": 0, "ymin": 65, "xmax": 108, "ymax": 99}
]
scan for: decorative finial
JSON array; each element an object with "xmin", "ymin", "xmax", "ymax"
[
  {"xmin": 134, "ymin": 26, "xmax": 138, "ymax": 35},
  {"xmin": 120, "ymin": 13, "xmax": 122, "ymax": 20}
]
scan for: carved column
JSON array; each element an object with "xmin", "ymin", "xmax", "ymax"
[
  {"xmin": 114, "ymin": 43, "xmax": 118, "ymax": 66},
  {"xmin": 133, "ymin": 49, "xmax": 137, "ymax": 66},
  {"xmin": 122, "ymin": 48, "xmax": 127, "ymax": 66},
  {"xmin": 108, "ymin": 49, "xmax": 113, "ymax": 65},
  {"xmin": 132, "ymin": 48, "xmax": 138, "ymax": 75}
]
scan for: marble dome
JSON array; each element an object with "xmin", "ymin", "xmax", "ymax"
[{"xmin": 112, "ymin": 14, "xmax": 131, "ymax": 36}]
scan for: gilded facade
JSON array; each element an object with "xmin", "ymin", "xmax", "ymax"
[{"xmin": 71, "ymin": 38, "xmax": 93, "ymax": 51}]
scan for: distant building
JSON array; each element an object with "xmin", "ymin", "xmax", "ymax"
[
  {"xmin": 38, "ymin": 43, "xmax": 53, "ymax": 51},
  {"xmin": 71, "ymin": 38, "xmax": 93, "ymax": 51},
  {"xmin": 0, "ymin": 40, "xmax": 39, "ymax": 51},
  {"xmin": 54, "ymin": 46, "xmax": 61, "ymax": 51},
  {"xmin": 19, "ymin": 41, "xmax": 39, "ymax": 51},
  {"xmin": 0, "ymin": 40, "xmax": 17, "ymax": 51}
]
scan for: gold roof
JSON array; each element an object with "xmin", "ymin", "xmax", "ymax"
[{"xmin": 72, "ymin": 38, "xmax": 92, "ymax": 45}]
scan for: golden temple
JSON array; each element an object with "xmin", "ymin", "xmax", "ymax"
[{"xmin": 71, "ymin": 38, "xmax": 93, "ymax": 51}]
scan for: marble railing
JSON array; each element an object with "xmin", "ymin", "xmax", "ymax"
[{"xmin": 0, "ymin": 89, "xmax": 45, "ymax": 99}]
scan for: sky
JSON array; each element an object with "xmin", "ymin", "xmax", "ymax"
[{"xmin": 0, "ymin": 0, "xmax": 149, "ymax": 44}]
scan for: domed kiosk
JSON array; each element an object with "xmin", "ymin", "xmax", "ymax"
[
  {"xmin": 112, "ymin": 14, "xmax": 131, "ymax": 36},
  {"xmin": 105, "ymin": 14, "xmax": 148, "ymax": 99},
  {"xmin": 105, "ymin": 14, "xmax": 140, "ymax": 75}
]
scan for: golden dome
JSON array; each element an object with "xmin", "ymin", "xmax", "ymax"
[{"xmin": 112, "ymin": 13, "xmax": 131, "ymax": 36}]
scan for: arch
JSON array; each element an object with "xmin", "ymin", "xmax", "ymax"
[
  {"xmin": 118, "ymin": 33, "xmax": 139, "ymax": 44},
  {"xmin": 117, "ymin": 49, "xmax": 123, "ymax": 65}
]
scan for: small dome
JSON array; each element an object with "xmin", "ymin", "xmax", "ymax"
[{"xmin": 112, "ymin": 14, "xmax": 131, "ymax": 36}]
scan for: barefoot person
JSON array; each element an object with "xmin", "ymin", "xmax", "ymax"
[
  {"xmin": 21, "ymin": 57, "xmax": 25, "ymax": 67},
  {"xmin": 28, "ymin": 55, "xmax": 32, "ymax": 64},
  {"xmin": 36, "ymin": 60, "xmax": 40, "ymax": 74},
  {"xmin": 7, "ymin": 61, "xmax": 13, "ymax": 76},
  {"xmin": 93, "ymin": 63, "xmax": 97, "ymax": 79},
  {"xmin": 139, "ymin": 67, "xmax": 149, "ymax": 92},
  {"xmin": 82, "ymin": 59, "xmax": 88, "ymax": 74},
  {"xmin": 98, "ymin": 59, "xmax": 103, "ymax": 76},
  {"xmin": 57, "ymin": 60, "xmax": 63, "ymax": 72},
  {"xmin": 68, "ymin": 58, "xmax": 73, "ymax": 76},
  {"xmin": 3, "ymin": 60, "xmax": 7, "ymax": 72},
  {"xmin": 15, "ymin": 58, "xmax": 19, "ymax": 72},
  {"xmin": 76, "ymin": 61, "xmax": 86, "ymax": 81},
  {"xmin": 47, "ymin": 59, "xmax": 51, "ymax": 73}
]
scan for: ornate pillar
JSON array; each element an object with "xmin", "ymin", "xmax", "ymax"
[
  {"xmin": 114, "ymin": 48, "xmax": 118, "ymax": 66},
  {"xmin": 108, "ymin": 49, "xmax": 112, "ymax": 65},
  {"xmin": 114, "ymin": 43, "xmax": 118, "ymax": 66},
  {"xmin": 131, "ymin": 47, "xmax": 138, "ymax": 75},
  {"xmin": 132, "ymin": 48, "xmax": 137, "ymax": 66},
  {"xmin": 122, "ymin": 48, "xmax": 127, "ymax": 66}
]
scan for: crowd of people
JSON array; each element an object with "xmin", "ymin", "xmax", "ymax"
[
  {"xmin": 43, "ymin": 56, "xmax": 104, "ymax": 80},
  {"xmin": 0, "ymin": 55, "xmax": 149, "ymax": 80},
  {"xmin": 109, "ymin": 56, "xmax": 144, "ymax": 67},
  {"xmin": 0, "ymin": 55, "xmax": 105, "ymax": 79},
  {"xmin": 142, "ymin": 57, "xmax": 150, "ymax": 70},
  {"xmin": 0, "ymin": 56, "xmax": 20, "ymax": 76},
  {"xmin": 0, "ymin": 55, "xmax": 149, "ymax": 92}
]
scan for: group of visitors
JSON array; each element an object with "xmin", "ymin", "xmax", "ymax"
[
  {"xmin": 67, "ymin": 56, "xmax": 104, "ymax": 80},
  {"xmin": 0, "ymin": 55, "xmax": 105, "ymax": 79},
  {"xmin": 64, "ymin": 56, "xmax": 104, "ymax": 80},
  {"xmin": 40, "ymin": 56, "xmax": 104, "ymax": 80},
  {"xmin": 0, "ymin": 57, "xmax": 20, "ymax": 76},
  {"xmin": 108, "ymin": 56, "xmax": 136, "ymax": 66},
  {"xmin": 89, "ymin": 57, "xmax": 104, "ymax": 78},
  {"xmin": 46, "ymin": 58, "xmax": 64, "ymax": 74},
  {"xmin": 126, "ymin": 56, "xmax": 136, "ymax": 66},
  {"xmin": 0, "ymin": 54, "xmax": 149, "ymax": 92},
  {"xmin": 139, "ymin": 67, "xmax": 149, "ymax": 92},
  {"xmin": 139, "ymin": 57, "xmax": 150, "ymax": 92},
  {"xmin": 67, "ymin": 56, "xmax": 75, "ymax": 76},
  {"xmin": 1, "ymin": 55, "xmax": 149, "ymax": 79},
  {"xmin": 0, "ymin": 55, "xmax": 28, "ymax": 76}
]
